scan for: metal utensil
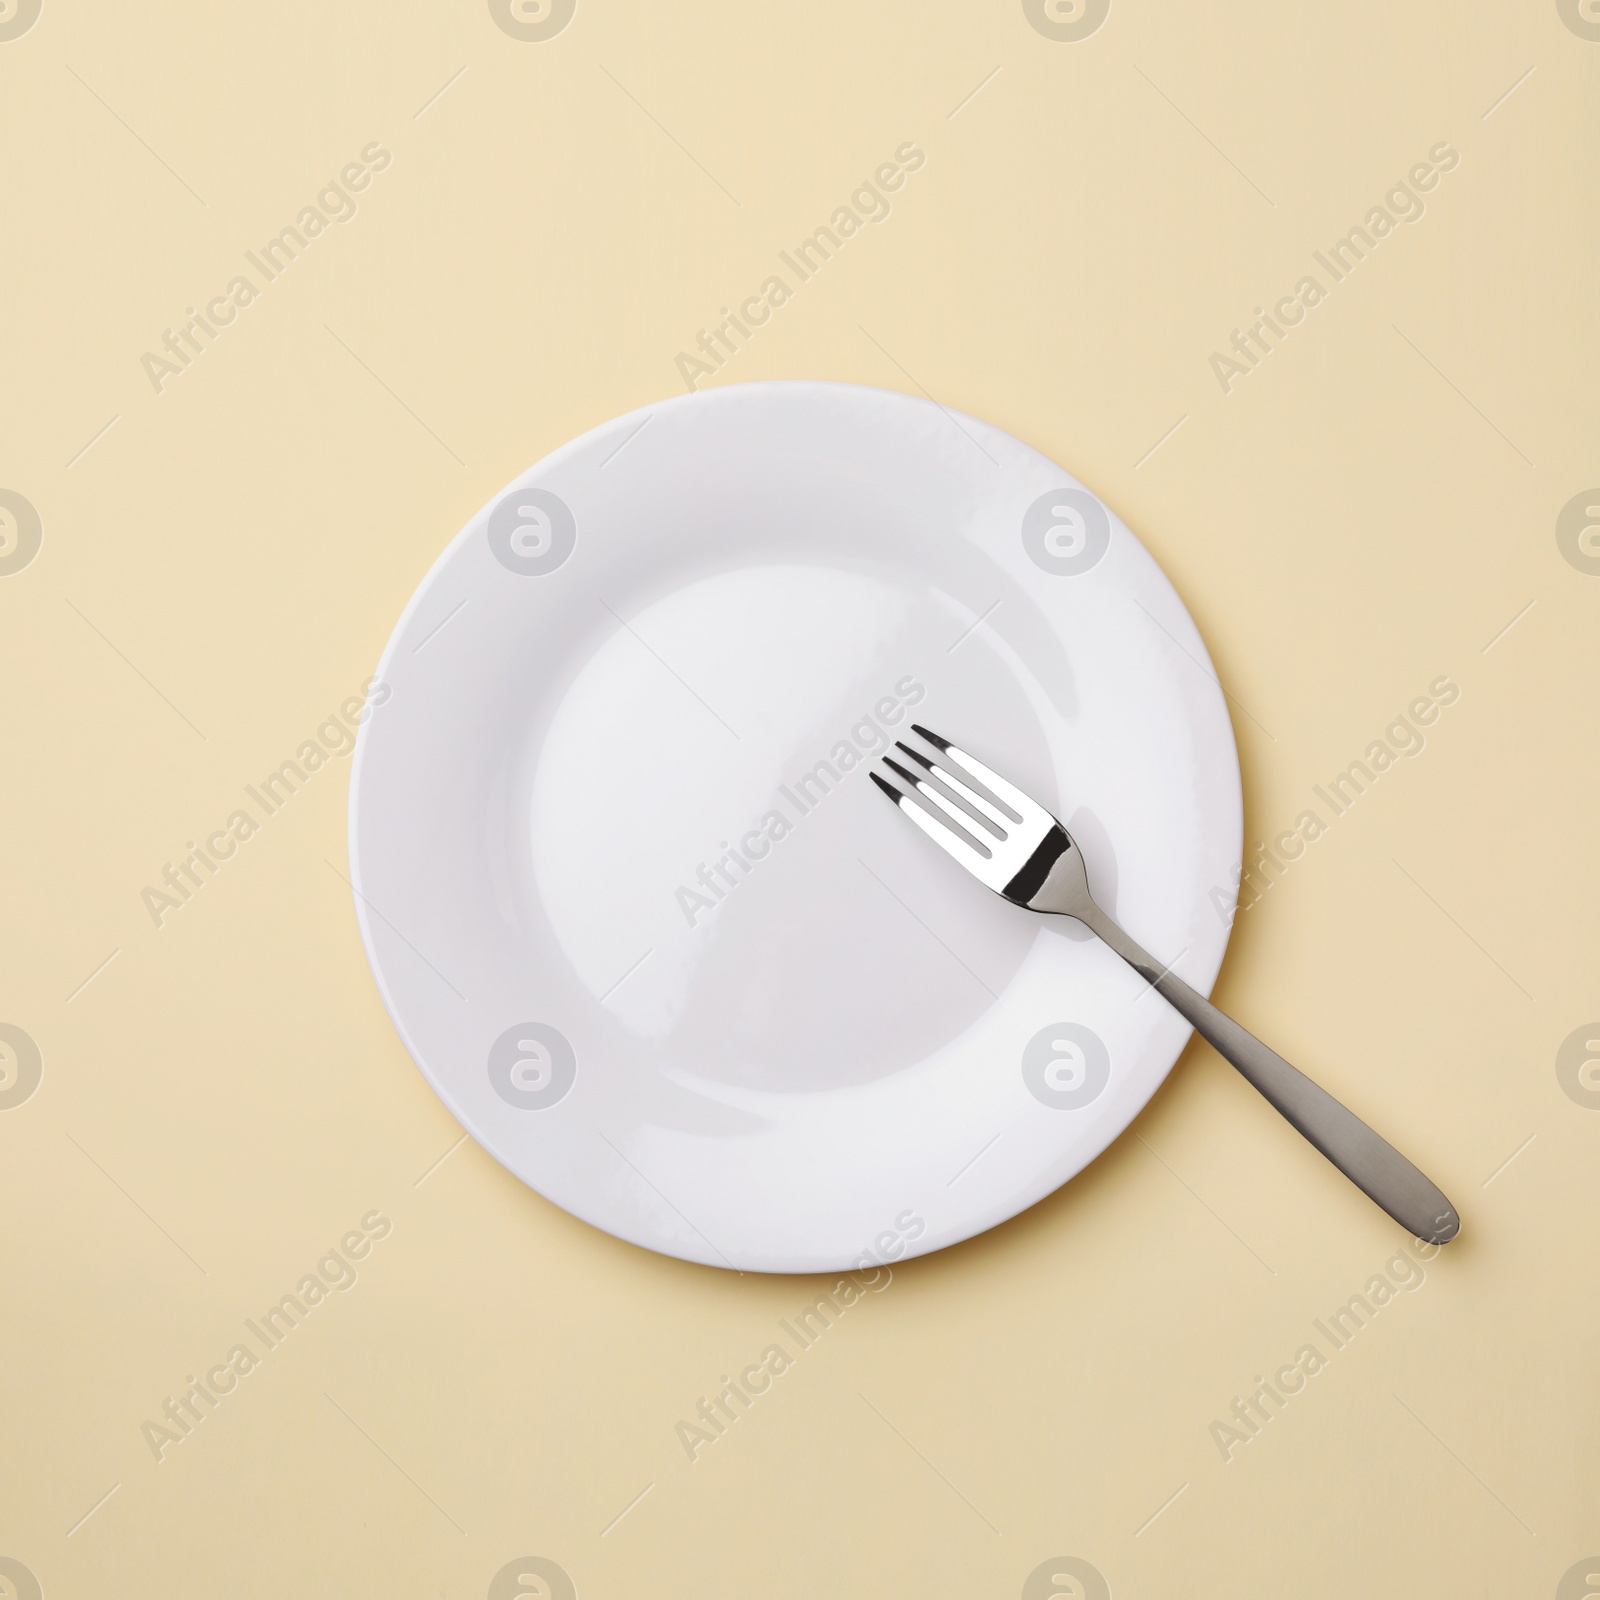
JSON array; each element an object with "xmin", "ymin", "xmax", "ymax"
[{"xmin": 872, "ymin": 725, "xmax": 1460, "ymax": 1244}]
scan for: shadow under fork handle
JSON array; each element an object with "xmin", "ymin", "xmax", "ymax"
[{"xmin": 1076, "ymin": 903, "xmax": 1461, "ymax": 1245}]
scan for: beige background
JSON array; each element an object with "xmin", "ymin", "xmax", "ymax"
[{"xmin": 2, "ymin": 1, "xmax": 1597, "ymax": 1594}]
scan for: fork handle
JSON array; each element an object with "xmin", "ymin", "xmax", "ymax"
[{"xmin": 1078, "ymin": 905, "xmax": 1460, "ymax": 1244}]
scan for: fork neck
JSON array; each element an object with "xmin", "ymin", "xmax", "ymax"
[
  {"xmin": 1015, "ymin": 837, "xmax": 1097, "ymax": 922},
  {"xmin": 1040, "ymin": 889, "xmax": 1158, "ymax": 983}
]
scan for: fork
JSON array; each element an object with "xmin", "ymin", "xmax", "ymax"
[{"xmin": 872, "ymin": 725, "xmax": 1460, "ymax": 1245}]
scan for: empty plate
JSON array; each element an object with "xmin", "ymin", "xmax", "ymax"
[{"xmin": 348, "ymin": 381, "xmax": 1241, "ymax": 1272}]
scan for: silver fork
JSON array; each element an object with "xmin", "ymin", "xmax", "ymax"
[{"xmin": 873, "ymin": 725, "xmax": 1460, "ymax": 1245}]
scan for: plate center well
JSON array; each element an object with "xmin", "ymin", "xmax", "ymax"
[{"xmin": 526, "ymin": 559, "xmax": 1041, "ymax": 1094}]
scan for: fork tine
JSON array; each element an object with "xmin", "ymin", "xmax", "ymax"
[
  {"xmin": 908, "ymin": 726, "xmax": 1032, "ymax": 822},
  {"xmin": 882, "ymin": 757, "xmax": 996, "ymax": 850},
  {"xmin": 874, "ymin": 765, "xmax": 994, "ymax": 860},
  {"xmin": 893, "ymin": 742, "xmax": 1010, "ymax": 836}
]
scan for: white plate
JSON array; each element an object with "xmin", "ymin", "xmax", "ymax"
[{"xmin": 349, "ymin": 381, "xmax": 1240, "ymax": 1274}]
